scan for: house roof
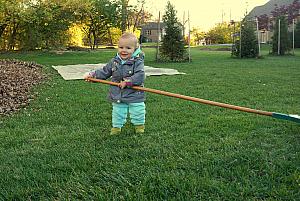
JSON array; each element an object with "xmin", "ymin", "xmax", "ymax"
[
  {"xmin": 142, "ymin": 22, "xmax": 166, "ymax": 30},
  {"xmin": 247, "ymin": 0, "xmax": 296, "ymax": 19}
]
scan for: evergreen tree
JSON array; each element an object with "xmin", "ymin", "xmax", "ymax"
[
  {"xmin": 232, "ymin": 19, "xmax": 259, "ymax": 58},
  {"xmin": 294, "ymin": 21, "xmax": 300, "ymax": 48},
  {"xmin": 160, "ymin": 1, "xmax": 187, "ymax": 62},
  {"xmin": 272, "ymin": 15, "xmax": 291, "ymax": 55}
]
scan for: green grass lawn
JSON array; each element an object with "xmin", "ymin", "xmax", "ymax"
[{"xmin": 0, "ymin": 48, "xmax": 299, "ymax": 200}]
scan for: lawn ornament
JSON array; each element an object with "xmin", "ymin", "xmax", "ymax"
[{"xmin": 86, "ymin": 78, "xmax": 300, "ymax": 124}]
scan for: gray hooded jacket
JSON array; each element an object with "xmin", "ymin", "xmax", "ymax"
[{"xmin": 94, "ymin": 49, "xmax": 145, "ymax": 103}]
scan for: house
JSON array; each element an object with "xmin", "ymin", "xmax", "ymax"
[
  {"xmin": 140, "ymin": 22, "xmax": 165, "ymax": 43},
  {"xmin": 247, "ymin": 0, "xmax": 300, "ymax": 43},
  {"xmin": 257, "ymin": 13, "xmax": 300, "ymax": 44}
]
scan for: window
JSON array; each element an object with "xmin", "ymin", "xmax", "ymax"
[{"xmin": 145, "ymin": 30, "xmax": 151, "ymax": 35}]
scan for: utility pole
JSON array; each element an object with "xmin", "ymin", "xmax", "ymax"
[
  {"xmin": 222, "ymin": 9, "xmax": 224, "ymax": 23},
  {"xmin": 188, "ymin": 11, "xmax": 191, "ymax": 63},
  {"xmin": 278, "ymin": 19, "xmax": 280, "ymax": 55},
  {"xmin": 183, "ymin": 11, "xmax": 185, "ymax": 37},
  {"xmin": 268, "ymin": 16, "xmax": 272, "ymax": 54},
  {"xmin": 293, "ymin": 18, "xmax": 295, "ymax": 55},
  {"xmin": 182, "ymin": 11, "xmax": 188, "ymax": 38},
  {"xmin": 240, "ymin": 21, "xmax": 242, "ymax": 58},
  {"xmin": 230, "ymin": 20, "xmax": 236, "ymax": 56},
  {"xmin": 256, "ymin": 17, "xmax": 261, "ymax": 56},
  {"xmin": 221, "ymin": 2, "xmax": 225, "ymax": 23},
  {"xmin": 156, "ymin": 11, "xmax": 160, "ymax": 62}
]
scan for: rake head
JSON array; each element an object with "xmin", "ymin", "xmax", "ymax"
[{"xmin": 272, "ymin": 113, "xmax": 300, "ymax": 123}]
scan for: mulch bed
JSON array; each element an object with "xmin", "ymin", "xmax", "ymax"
[{"xmin": 0, "ymin": 59, "xmax": 46, "ymax": 115}]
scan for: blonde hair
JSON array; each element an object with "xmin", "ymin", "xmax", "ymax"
[{"xmin": 120, "ymin": 33, "xmax": 138, "ymax": 48}]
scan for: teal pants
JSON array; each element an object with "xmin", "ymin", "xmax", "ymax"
[{"xmin": 112, "ymin": 102, "xmax": 145, "ymax": 128}]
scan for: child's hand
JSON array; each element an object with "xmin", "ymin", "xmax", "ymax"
[
  {"xmin": 83, "ymin": 72, "xmax": 91, "ymax": 79},
  {"xmin": 83, "ymin": 72, "xmax": 95, "ymax": 81},
  {"xmin": 118, "ymin": 81, "xmax": 127, "ymax": 89}
]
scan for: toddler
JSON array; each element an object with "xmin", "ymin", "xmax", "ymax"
[{"xmin": 84, "ymin": 33, "xmax": 146, "ymax": 135}]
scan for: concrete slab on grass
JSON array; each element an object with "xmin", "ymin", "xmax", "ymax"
[{"xmin": 52, "ymin": 64, "xmax": 185, "ymax": 80}]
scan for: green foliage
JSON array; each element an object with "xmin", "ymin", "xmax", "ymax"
[
  {"xmin": 159, "ymin": 1, "xmax": 187, "ymax": 62},
  {"xmin": 0, "ymin": 0, "xmax": 24, "ymax": 50},
  {"xmin": 233, "ymin": 20, "xmax": 259, "ymax": 58},
  {"xmin": 272, "ymin": 16, "xmax": 291, "ymax": 55},
  {"xmin": 206, "ymin": 22, "xmax": 233, "ymax": 44},
  {"xmin": 20, "ymin": 2, "xmax": 74, "ymax": 50},
  {"xmin": 80, "ymin": 0, "xmax": 120, "ymax": 49},
  {"xmin": 0, "ymin": 0, "xmax": 148, "ymax": 51},
  {"xmin": 190, "ymin": 27, "xmax": 205, "ymax": 46},
  {"xmin": 0, "ymin": 0, "xmax": 88, "ymax": 50}
]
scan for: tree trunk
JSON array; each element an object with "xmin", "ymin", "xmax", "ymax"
[
  {"xmin": 87, "ymin": 31, "xmax": 92, "ymax": 49},
  {"xmin": 107, "ymin": 27, "xmax": 113, "ymax": 46},
  {"xmin": 121, "ymin": 0, "xmax": 129, "ymax": 33},
  {"xmin": 132, "ymin": 7, "xmax": 143, "ymax": 33},
  {"xmin": 0, "ymin": 24, "xmax": 7, "ymax": 39},
  {"xmin": 8, "ymin": 21, "xmax": 19, "ymax": 50},
  {"xmin": 92, "ymin": 30, "xmax": 97, "ymax": 49}
]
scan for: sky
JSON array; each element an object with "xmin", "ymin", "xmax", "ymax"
[{"xmin": 138, "ymin": 0, "xmax": 269, "ymax": 31}]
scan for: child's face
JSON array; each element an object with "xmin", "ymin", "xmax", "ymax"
[{"xmin": 118, "ymin": 37, "xmax": 136, "ymax": 60}]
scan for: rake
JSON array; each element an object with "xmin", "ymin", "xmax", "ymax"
[{"xmin": 86, "ymin": 78, "xmax": 300, "ymax": 124}]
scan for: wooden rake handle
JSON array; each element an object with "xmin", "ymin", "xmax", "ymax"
[{"xmin": 86, "ymin": 77, "xmax": 273, "ymax": 117}]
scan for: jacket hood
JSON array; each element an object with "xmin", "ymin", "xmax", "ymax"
[{"xmin": 116, "ymin": 47, "xmax": 144, "ymax": 64}]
